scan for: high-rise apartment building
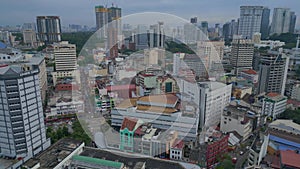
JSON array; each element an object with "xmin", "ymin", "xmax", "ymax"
[
  {"xmin": 95, "ymin": 5, "xmax": 121, "ymax": 38},
  {"xmin": 148, "ymin": 22, "xmax": 165, "ymax": 48},
  {"xmin": 230, "ymin": 38, "xmax": 254, "ymax": 75},
  {"xmin": 0, "ymin": 65, "xmax": 50, "ymax": 159},
  {"xmin": 223, "ymin": 19, "xmax": 238, "ymax": 41},
  {"xmin": 238, "ymin": 6, "xmax": 270, "ymax": 39},
  {"xmin": 270, "ymin": 8, "xmax": 294, "ymax": 35},
  {"xmin": 258, "ymin": 50, "xmax": 285, "ymax": 94},
  {"xmin": 289, "ymin": 12, "xmax": 297, "ymax": 33},
  {"xmin": 260, "ymin": 7, "xmax": 271, "ymax": 39},
  {"xmin": 36, "ymin": 16, "xmax": 61, "ymax": 44}
]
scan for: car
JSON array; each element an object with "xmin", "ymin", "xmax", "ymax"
[
  {"xmin": 240, "ymin": 151, "xmax": 244, "ymax": 155},
  {"xmin": 246, "ymin": 146, "xmax": 250, "ymax": 150}
]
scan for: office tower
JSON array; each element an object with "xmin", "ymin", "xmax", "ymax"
[
  {"xmin": 22, "ymin": 30, "xmax": 37, "ymax": 47},
  {"xmin": 260, "ymin": 7, "xmax": 270, "ymax": 39},
  {"xmin": 107, "ymin": 27, "xmax": 118, "ymax": 58},
  {"xmin": 238, "ymin": 6, "xmax": 264, "ymax": 39},
  {"xmin": 183, "ymin": 54, "xmax": 207, "ymax": 78},
  {"xmin": 0, "ymin": 65, "xmax": 50, "ymax": 159},
  {"xmin": 148, "ymin": 22, "xmax": 165, "ymax": 48},
  {"xmin": 108, "ymin": 6, "xmax": 121, "ymax": 33},
  {"xmin": 135, "ymin": 24, "xmax": 148, "ymax": 50},
  {"xmin": 51, "ymin": 41, "xmax": 77, "ymax": 72},
  {"xmin": 258, "ymin": 51, "xmax": 285, "ymax": 94},
  {"xmin": 222, "ymin": 19, "xmax": 238, "ymax": 41},
  {"xmin": 190, "ymin": 17, "xmax": 197, "ymax": 24},
  {"xmin": 289, "ymin": 12, "xmax": 297, "ymax": 33},
  {"xmin": 201, "ymin": 21, "xmax": 208, "ymax": 35},
  {"xmin": 270, "ymin": 8, "xmax": 292, "ymax": 35},
  {"xmin": 36, "ymin": 16, "xmax": 61, "ymax": 44},
  {"xmin": 230, "ymin": 38, "xmax": 254, "ymax": 75}
]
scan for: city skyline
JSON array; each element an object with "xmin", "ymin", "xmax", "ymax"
[{"xmin": 1, "ymin": 0, "xmax": 300, "ymax": 28}]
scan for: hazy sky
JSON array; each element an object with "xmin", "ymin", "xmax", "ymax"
[{"xmin": 1, "ymin": 0, "xmax": 300, "ymax": 28}]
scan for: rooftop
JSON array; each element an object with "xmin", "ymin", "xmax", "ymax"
[
  {"xmin": 269, "ymin": 119, "xmax": 300, "ymax": 136},
  {"xmin": 23, "ymin": 138, "xmax": 83, "ymax": 169},
  {"xmin": 120, "ymin": 117, "xmax": 138, "ymax": 131},
  {"xmin": 280, "ymin": 150, "xmax": 300, "ymax": 168},
  {"xmin": 79, "ymin": 147, "xmax": 185, "ymax": 169},
  {"xmin": 242, "ymin": 69, "xmax": 257, "ymax": 75},
  {"xmin": 72, "ymin": 155, "xmax": 123, "ymax": 168},
  {"xmin": 172, "ymin": 139, "xmax": 184, "ymax": 149},
  {"xmin": 265, "ymin": 92, "xmax": 287, "ymax": 102}
]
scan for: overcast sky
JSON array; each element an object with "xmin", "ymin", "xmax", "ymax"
[{"xmin": 1, "ymin": 0, "xmax": 299, "ymax": 28}]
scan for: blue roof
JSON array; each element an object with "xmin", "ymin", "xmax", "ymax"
[
  {"xmin": 270, "ymin": 135, "xmax": 300, "ymax": 149},
  {"xmin": 0, "ymin": 42, "xmax": 7, "ymax": 49}
]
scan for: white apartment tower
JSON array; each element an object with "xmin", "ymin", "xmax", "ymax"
[
  {"xmin": 0, "ymin": 65, "xmax": 50, "ymax": 159},
  {"xmin": 238, "ymin": 6, "xmax": 265, "ymax": 39}
]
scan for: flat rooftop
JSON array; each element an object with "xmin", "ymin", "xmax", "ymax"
[
  {"xmin": 79, "ymin": 147, "xmax": 185, "ymax": 169},
  {"xmin": 23, "ymin": 138, "xmax": 83, "ymax": 169},
  {"xmin": 269, "ymin": 119, "xmax": 300, "ymax": 135}
]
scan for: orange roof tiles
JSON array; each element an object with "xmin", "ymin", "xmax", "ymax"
[
  {"xmin": 138, "ymin": 94, "xmax": 178, "ymax": 105},
  {"xmin": 242, "ymin": 69, "xmax": 257, "ymax": 75},
  {"xmin": 280, "ymin": 150, "xmax": 300, "ymax": 168},
  {"xmin": 121, "ymin": 117, "xmax": 138, "ymax": 131},
  {"xmin": 267, "ymin": 92, "xmax": 281, "ymax": 97}
]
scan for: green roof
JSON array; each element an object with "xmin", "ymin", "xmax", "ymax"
[{"xmin": 72, "ymin": 155, "xmax": 122, "ymax": 168}]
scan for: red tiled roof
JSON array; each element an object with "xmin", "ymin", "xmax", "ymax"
[
  {"xmin": 280, "ymin": 150, "xmax": 300, "ymax": 168},
  {"xmin": 121, "ymin": 117, "xmax": 138, "ymax": 131},
  {"xmin": 106, "ymin": 84, "xmax": 136, "ymax": 91},
  {"xmin": 242, "ymin": 69, "xmax": 257, "ymax": 75},
  {"xmin": 287, "ymin": 99, "xmax": 300, "ymax": 107},
  {"xmin": 140, "ymin": 73, "xmax": 155, "ymax": 77},
  {"xmin": 267, "ymin": 92, "xmax": 280, "ymax": 97},
  {"xmin": 172, "ymin": 139, "xmax": 184, "ymax": 149}
]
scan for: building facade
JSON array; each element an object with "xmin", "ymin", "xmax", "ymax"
[
  {"xmin": 230, "ymin": 38, "xmax": 254, "ymax": 75},
  {"xmin": 36, "ymin": 16, "xmax": 61, "ymax": 44},
  {"xmin": 258, "ymin": 51, "xmax": 285, "ymax": 94},
  {"xmin": 262, "ymin": 93, "xmax": 287, "ymax": 119},
  {"xmin": 0, "ymin": 65, "xmax": 50, "ymax": 159},
  {"xmin": 238, "ymin": 6, "xmax": 265, "ymax": 39}
]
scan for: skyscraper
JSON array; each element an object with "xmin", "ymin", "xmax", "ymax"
[
  {"xmin": 238, "ymin": 6, "xmax": 265, "ymax": 39},
  {"xmin": 95, "ymin": 5, "xmax": 122, "ymax": 38},
  {"xmin": 95, "ymin": 5, "xmax": 108, "ymax": 38},
  {"xmin": 260, "ymin": 7, "xmax": 271, "ymax": 39},
  {"xmin": 270, "ymin": 8, "xmax": 293, "ymax": 35},
  {"xmin": 230, "ymin": 37, "xmax": 254, "ymax": 75},
  {"xmin": 190, "ymin": 17, "xmax": 198, "ymax": 24},
  {"xmin": 222, "ymin": 19, "xmax": 238, "ymax": 41},
  {"xmin": 0, "ymin": 65, "xmax": 50, "ymax": 159},
  {"xmin": 258, "ymin": 51, "xmax": 285, "ymax": 94},
  {"xmin": 36, "ymin": 16, "xmax": 61, "ymax": 44},
  {"xmin": 148, "ymin": 22, "xmax": 165, "ymax": 48},
  {"xmin": 289, "ymin": 11, "xmax": 297, "ymax": 33}
]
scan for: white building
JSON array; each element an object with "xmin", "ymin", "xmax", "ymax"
[
  {"xmin": 51, "ymin": 41, "xmax": 77, "ymax": 71},
  {"xmin": 23, "ymin": 30, "xmax": 37, "ymax": 47},
  {"xmin": 111, "ymin": 94, "xmax": 199, "ymax": 141},
  {"xmin": 240, "ymin": 69, "xmax": 258, "ymax": 84},
  {"xmin": 247, "ymin": 133, "xmax": 269, "ymax": 167},
  {"xmin": 221, "ymin": 105, "xmax": 252, "ymax": 141},
  {"xmin": 0, "ymin": 65, "xmax": 50, "ymax": 159},
  {"xmin": 179, "ymin": 80, "xmax": 232, "ymax": 129},
  {"xmin": 170, "ymin": 139, "xmax": 184, "ymax": 161},
  {"xmin": 262, "ymin": 93, "xmax": 287, "ymax": 119}
]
